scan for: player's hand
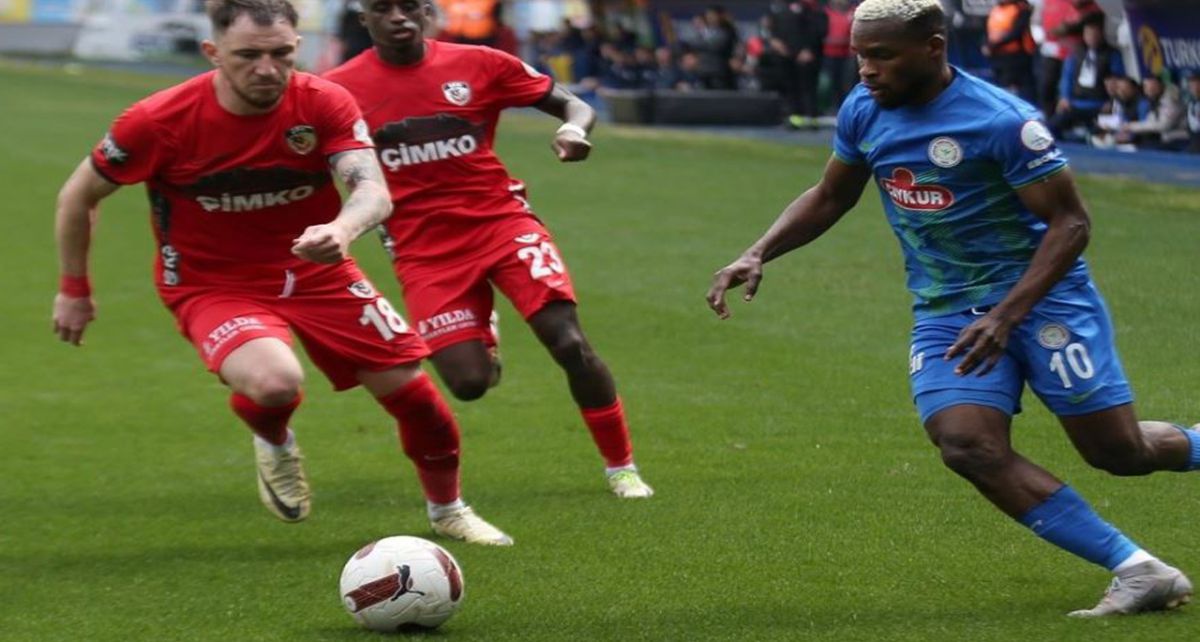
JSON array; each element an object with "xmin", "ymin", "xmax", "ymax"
[
  {"xmin": 552, "ymin": 131, "xmax": 592, "ymax": 163},
  {"xmin": 706, "ymin": 254, "xmax": 764, "ymax": 320},
  {"xmin": 53, "ymin": 294, "xmax": 96, "ymax": 346},
  {"xmin": 292, "ymin": 222, "xmax": 351, "ymax": 264},
  {"xmin": 944, "ymin": 310, "xmax": 1017, "ymax": 377}
]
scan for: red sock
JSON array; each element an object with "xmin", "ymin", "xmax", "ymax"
[
  {"xmin": 378, "ymin": 375, "xmax": 461, "ymax": 504},
  {"xmin": 230, "ymin": 392, "xmax": 301, "ymax": 445},
  {"xmin": 581, "ymin": 397, "xmax": 634, "ymax": 468}
]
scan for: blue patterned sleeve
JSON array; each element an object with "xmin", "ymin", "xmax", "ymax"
[
  {"xmin": 833, "ymin": 95, "xmax": 866, "ymax": 166},
  {"xmin": 989, "ymin": 110, "xmax": 1068, "ymax": 188}
]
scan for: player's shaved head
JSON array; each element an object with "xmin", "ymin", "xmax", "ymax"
[{"xmin": 206, "ymin": 0, "xmax": 298, "ymax": 35}]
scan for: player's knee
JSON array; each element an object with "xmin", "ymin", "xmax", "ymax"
[
  {"xmin": 239, "ymin": 369, "xmax": 303, "ymax": 407},
  {"xmin": 936, "ymin": 433, "xmax": 1009, "ymax": 479},
  {"xmin": 544, "ymin": 329, "xmax": 597, "ymax": 372},
  {"xmin": 443, "ymin": 372, "xmax": 490, "ymax": 401}
]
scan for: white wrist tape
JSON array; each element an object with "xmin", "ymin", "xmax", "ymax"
[{"xmin": 556, "ymin": 123, "xmax": 589, "ymax": 139}]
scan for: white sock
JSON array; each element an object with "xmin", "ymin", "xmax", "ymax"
[
  {"xmin": 427, "ymin": 498, "xmax": 466, "ymax": 521},
  {"xmin": 254, "ymin": 429, "xmax": 294, "ymax": 453},
  {"xmin": 1113, "ymin": 549, "xmax": 1158, "ymax": 575},
  {"xmin": 605, "ymin": 463, "xmax": 637, "ymax": 476}
]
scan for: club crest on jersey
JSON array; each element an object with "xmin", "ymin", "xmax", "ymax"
[
  {"xmin": 347, "ymin": 280, "xmax": 377, "ymax": 299},
  {"xmin": 927, "ymin": 137, "xmax": 962, "ymax": 168},
  {"xmin": 99, "ymin": 133, "xmax": 128, "ymax": 165},
  {"xmin": 285, "ymin": 125, "xmax": 318, "ymax": 155},
  {"xmin": 442, "ymin": 81, "xmax": 472, "ymax": 106},
  {"xmin": 1037, "ymin": 323, "xmax": 1071, "ymax": 350},
  {"xmin": 880, "ymin": 168, "xmax": 955, "ymax": 212}
]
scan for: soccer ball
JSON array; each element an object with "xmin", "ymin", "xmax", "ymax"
[{"xmin": 339, "ymin": 536, "xmax": 465, "ymax": 632}]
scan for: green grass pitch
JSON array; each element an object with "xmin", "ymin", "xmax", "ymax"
[{"xmin": 2, "ymin": 60, "xmax": 1199, "ymax": 641}]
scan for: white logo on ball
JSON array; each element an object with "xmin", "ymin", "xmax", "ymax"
[
  {"xmin": 1021, "ymin": 120, "xmax": 1055, "ymax": 152},
  {"xmin": 927, "ymin": 137, "xmax": 963, "ymax": 168}
]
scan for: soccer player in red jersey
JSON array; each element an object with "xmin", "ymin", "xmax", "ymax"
[
  {"xmin": 324, "ymin": 0, "xmax": 653, "ymax": 498},
  {"xmin": 52, "ymin": 0, "xmax": 513, "ymax": 546}
]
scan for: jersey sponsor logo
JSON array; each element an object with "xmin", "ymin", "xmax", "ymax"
[
  {"xmin": 196, "ymin": 186, "xmax": 317, "ymax": 212},
  {"xmin": 373, "ymin": 114, "xmax": 487, "ymax": 170},
  {"xmin": 379, "ymin": 135, "xmax": 479, "ymax": 169},
  {"xmin": 1037, "ymin": 323, "xmax": 1071, "ymax": 350},
  {"xmin": 347, "ymin": 280, "xmax": 377, "ymax": 299},
  {"xmin": 879, "ymin": 168, "xmax": 955, "ymax": 212},
  {"xmin": 442, "ymin": 81, "xmax": 472, "ymax": 106},
  {"xmin": 514, "ymin": 233, "xmax": 541, "ymax": 243},
  {"xmin": 184, "ymin": 167, "xmax": 331, "ymax": 213},
  {"xmin": 352, "ymin": 118, "xmax": 373, "ymax": 146},
  {"xmin": 927, "ymin": 137, "xmax": 963, "ymax": 168},
  {"xmin": 201, "ymin": 315, "xmax": 266, "ymax": 356},
  {"xmin": 1020, "ymin": 120, "xmax": 1055, "ymax": 152},
  {"xmin": 99, "ymin": 133, "xmax": 129, "ymax": 165},
  {"xmin": 285, "ymin": 125, "xmax": 318, "ymax": 155},
  {"xmin": 416, "ymin": 308, "xmax": 478, "ymax": 339},
  {"xmin": 1026, "ymin": 148, "xmax": 1063, "ymax": 171}
]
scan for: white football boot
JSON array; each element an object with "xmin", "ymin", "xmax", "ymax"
[
  {"xmin": 1068, "ymin": 560, "xmax": 1192, "ymax": 617},
  {"xmin": 431, "ymin": 506, "xmax": 514, "ymax": 546},
  {"xmin": 253, "ymin": 437, "xmax": 311, "ymax": 522},
  {"xmin": 607, "ymin": 468, "xmax": 655, "ymax": 499}
]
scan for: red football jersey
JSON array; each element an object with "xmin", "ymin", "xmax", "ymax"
[
  {"xmin": 90, "ymin": 70, "xmax": 374, "ymax": 299},
  {"xmin": 324, "ymin": 41, "xmax": 554, "ymax": 261}
]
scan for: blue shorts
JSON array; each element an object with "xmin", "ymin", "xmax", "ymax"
[{"xmin": 910, "ymin": 281, "xmax": 1133, "ymax": 424}]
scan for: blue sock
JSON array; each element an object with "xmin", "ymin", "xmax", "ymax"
[
  {"xmin": 1173, "ymin": 425, "xmax": 1200, "ymax": 471},
  {"xmin": 1018, "ymin": 485, "xmax": 1139, "ymax": 570}
]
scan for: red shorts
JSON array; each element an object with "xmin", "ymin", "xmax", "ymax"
[
  {"xmin": 167, "ymin": 262, "xmax": 429, "ymax": 390},
  {"xmin": 393, "ymin": 217, "xmax": 576, "ymax": 352}
]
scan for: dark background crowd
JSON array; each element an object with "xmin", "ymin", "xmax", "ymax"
[{"xmin": 333, "ymin": 0, "xmax": 1199, "ymax": 154}]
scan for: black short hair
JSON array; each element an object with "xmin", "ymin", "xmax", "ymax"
[{"xmin": 206, "ymin": 0, "xmax": 298, "ymax": 35}]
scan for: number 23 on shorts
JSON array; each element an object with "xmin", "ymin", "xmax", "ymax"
[{"xmin": 517, "ymin": 242, "xmax": 565, "ymax": 280}]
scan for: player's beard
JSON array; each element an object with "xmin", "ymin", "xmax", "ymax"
[{"xmin": 234, "ymin": 80, "xmax": 287, "ymax": 110}]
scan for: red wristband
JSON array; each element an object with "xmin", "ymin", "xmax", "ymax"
[{"xmin": 59, "ymin": 274, "xmax": 92, "ymax": 298}]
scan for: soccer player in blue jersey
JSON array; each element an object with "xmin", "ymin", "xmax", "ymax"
[{"xmin": 707, "ymin": 0, "xmax": 1196, "ymax": 617}]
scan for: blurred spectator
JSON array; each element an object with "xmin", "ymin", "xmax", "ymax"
[
  {"xmin": 984, "ymin": 0, "xmax": 1036, "ymax": 102},
  {"xmin": 653, "ymin": 47, "xmax": 685, "ymax": 90},
  {"xmin": 689, "ymin": 5, "xmax": 740, "ymax": 90},
  {"xmin": 773, "ymin": 0, "xmax": 829, "ymax": 128},
  {"xmin": 438, "ymin": 0, "xmax": 501, "ymax": 47},
  {"xmin": 822, "ymin": 0, "xmax": 856, "ymax": 112},
  {"xmin": 1050, "ymin": 21, "xmax": 1124, "ymax": 140},
  {"xmin": 1038, "ymin": 1, "xmax": 1105, "ymax": 117},
  {"xmin": 599, "ymin": 43, "xmax": 641, "ymax": 90},
  {"xmin": 1120, "ymin": 77, "xmax": 1190, "ymax": 151},
  {"xmin": 334, "ymin": 0, "xmax": 372, "ymax": 64},
  {"xmin": 745, "ymin": 14, "xmax": 792, "ymax": 96},
  {"xmin": 1186, "ymin": 71, "xmax": 1200, "ymax": 154},
  {"xmin": 676, "ymin": 51, "xmax": 705, "ymax": 91},
  {"xmin": 633, "ymin": 47, "xmax": 660, "ymax": 88},
  {"xmin": 1090, "ymin": 76, "xmax": 1146, "ymax": 149}
]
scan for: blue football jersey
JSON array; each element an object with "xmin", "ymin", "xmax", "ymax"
[{"xmin": 833, "ymin": 67, "xmax": 1091, "ymax": 318}]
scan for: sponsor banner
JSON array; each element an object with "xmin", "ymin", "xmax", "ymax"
[{"xmin": 1123, "ymin": 0, "xmax": 1200, "ymax": 77}]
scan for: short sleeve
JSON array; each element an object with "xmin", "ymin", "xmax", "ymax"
[
  {"xmin": 483, "ymin": 48, "xmax": 554, "ymax": 110},
  {"xmin": 988, "ymin": 112, "xmax": 1068, "ymax": 188},
  {"xmin": 316, "ymin": 81, "xmax": 375, "ymax": 158},
  {"xmin": 833, "ymin": 98, "xmax": 865, "ymax": 166},
  {"xmin": 90, "ymin": 102, "xmax": 164, "ymax": 185}
]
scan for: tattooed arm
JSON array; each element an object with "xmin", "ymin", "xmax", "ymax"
[{"xmin": 292, "ymin": 148, "xmax": 392, "ymax": 264}]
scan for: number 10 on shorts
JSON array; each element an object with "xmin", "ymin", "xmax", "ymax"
[
  {"xmin": 1049, "ymin": 342, "xmax": 1095, "ymax": 389},
  {"xmin": 360, "ymin": 299, "xmax": 409, "ymax": 340}
]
